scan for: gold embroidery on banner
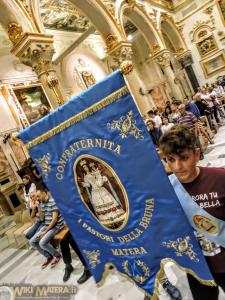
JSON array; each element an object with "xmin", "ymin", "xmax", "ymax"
[
  {"xmin": 107, "ymin": 110, "xmax": 144, "ymax": 140},
  {"xmin": 26, "ymin": 86, "xmax": 129, "ymax": 149},
  {"xmin": 96, "ymin": 259, "xmax": 215, "ymax": 300},
  {"xmin": 83, "ymin": 250, "xmax": 101, "ymax": 269},
  {"xmin": 35, "ymin": 153, "xmax": 51, "ymax": 178},
  {"xmin": 122, "ymin": 259, "xmax": 150, "ymax": 284},
  {"xmin": 193, "ymin": 215, "xmax": 219, "ymax": 234},
  {"xmin": 162, "ymin": 236, "xmax": 199, "ymax": 262}
]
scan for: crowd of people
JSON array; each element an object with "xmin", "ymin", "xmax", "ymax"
[
  {"xmin": 144, "ymin": 76, "xmax": 225, "ymax": 161},
  {"xmin": 19, "ymin": 75, "xmax": 225, "ymax": 300}
]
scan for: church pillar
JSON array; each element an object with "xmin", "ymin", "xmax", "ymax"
[
  {"xmin": 107, "ymin": 40, "xmax": 153, "ymax": 114},
  {"xmin": 153, "ymin": 50, "xmax": 183, "ymax": 101},
  {"xmin": 9, "ymin": 26, "xmax": 65, "ymax": 108},
  {"xmin": 178, "ymin": 51, "xmax": 199, "ymax": 93}
]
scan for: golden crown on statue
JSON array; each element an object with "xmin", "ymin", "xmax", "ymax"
[{"xmin": 80, "ymin": 160, "xmax": 87, "ymax": 166}]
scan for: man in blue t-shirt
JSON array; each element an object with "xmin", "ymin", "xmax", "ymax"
[{"xmin": 30, "ymin": 189, "xmax": 64, "ymax": 269}]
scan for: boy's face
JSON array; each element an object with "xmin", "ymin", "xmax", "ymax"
[{"xmin": 165, "ymin": 149, "xmax": 200, "ymax": 183}]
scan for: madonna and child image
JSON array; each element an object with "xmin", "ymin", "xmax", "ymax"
[{"xmin": 74, "ymin": 155, "xmax": 129, "ymax": 231}]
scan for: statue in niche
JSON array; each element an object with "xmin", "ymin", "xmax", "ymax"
[
  {"xmin": 74, "ymin": 58, "xmax": 96, "ymax": 88},
  {"xmin": 148, "ymin": 86, "xmax": 167, "ymax": 109}
]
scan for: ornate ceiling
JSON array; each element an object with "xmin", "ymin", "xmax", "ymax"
[{"xmin": 40, "ymin": 0, "xmax": 91, "ymax": 32}]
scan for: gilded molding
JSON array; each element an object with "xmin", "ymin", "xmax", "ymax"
[
  {"xmin": 25, "ymin": 86, "xmax": 129, "ymax": 149},
  {"xmin": 14, "ymin": 0, "xmax": 39, "ymax": 32},
  {"xmin": 120, "ymin": 61, "xmax": 134, "ymax": 75},
  {"xmin": 189, "ymin": 20, "xmax": 215, "ymax": 43}
]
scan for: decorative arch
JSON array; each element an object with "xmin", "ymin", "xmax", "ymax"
[
  {"xmin": 32, "ymin": 0, "xmax": 125, "ymax": 46},
  {"xmin": 189, "ymin": 21, "xmax": 215, "ymax": 42},
  {"xmin": 159, "ymin": 13, "xmax": 188, "ymax": 55},
  {"xmin": 116, "ymin": 0, "xmax": 164, "ymax": 54}
]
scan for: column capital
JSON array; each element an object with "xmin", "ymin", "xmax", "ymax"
[
  {"xmin": 10, "ymin": 31, "xmax": 64, "ymax": 106},
  {"xmin": 107, "ymin": 41, "xmax": 133, "ymax": 71},
  {"xmin": 10, "ymin": 32, "xmax": 55, "ymax": 77},
  {"xmin": 177, "ymin": 50, "xmax": 193, "ymax": 67},
  {"xmin": 153, "ymin": 50, "xmax": 171, "ymax": 68}
]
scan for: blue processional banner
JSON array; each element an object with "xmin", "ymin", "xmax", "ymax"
[{"xmin": 18, "ymin": 71, "xmax": 214, "ymax": 297}]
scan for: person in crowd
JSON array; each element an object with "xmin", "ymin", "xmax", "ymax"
[
  {"xmin": 200, "ymin": 87, "xmax": 220, "ymax": 125},
  {"xmin": 147, "ymin": 110, "xmax": 162, "ymax": 128},
  {"xmin": 177, "ymin": 104, "xmax": 198, "ymax": 132},
  {"xmin": 183, "ymin": 96, "xmax": 200, "ymax": 118},
  {"xmin": 169, "ymin": 103, "xmax": 180, "ymax": 123},
  {"xmin": 159, "ymin": 125, "xmax": 225, "ymax": 300},
  {"xmin": 22, "ymin": 175, "xmax": 36, "ymax": 209},
  {"xmin": 193, "ymin": 94, "xmax": 208, "ymax": 117},
  {"xmin": 161, "ymin": 116, "xmax": 174, "ymax": 134},
  {"xmin": 208, "ymin": 86, "xmax": 221, "ymax": 123},
  {"xmin": 60, "ymin": 230, "xmax": 92, "ymax": 284},
  {"xmin": 25, "ymin": 191, "xmax": 44, "ymax": 240},
  {"xmin": 177, "ymin": 104, "xmax": 204, "ymax": 160},
  {"xmin": 30, "ymin": 189, "xmax": 64, "ymax": 269},
  {"xmin": 146, "ymin": 119, "xmax": 162, "ymax": 148},
  {"xmin": 164, "ymin": 106, "xmax": 172, "ymax": 118},
  {"xmin": 184, "ymin": 96, "xmax": 214, "ymax": 145}
]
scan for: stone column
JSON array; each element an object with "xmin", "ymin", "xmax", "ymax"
[
  {"xmin": 107, "ymin": 40, "xmax": 152, "ymax": 114},
  {"xmin": 9, "ymin": 29, "xmax": 65, "ymax": 108},
  {"xmin": 178, "ymin": 51, "xmax": 199, "ymax": 93},
  {"xmin": 153, "ymin": 50, "xmax": 183, "ymax": 101}
]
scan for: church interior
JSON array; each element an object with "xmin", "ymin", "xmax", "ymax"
[{"xmin": 0, "ymin": 0, "xmax": 225, "ymax": 299}]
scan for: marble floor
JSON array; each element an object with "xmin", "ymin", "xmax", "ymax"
[{"xmin": 1, "ymin": 126, "xmax": 225, "ymax": 300}]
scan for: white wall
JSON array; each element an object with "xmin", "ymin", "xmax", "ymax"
[{"xmin": 0, "ymin": 54, "xmax": 37, "ymax": 84}]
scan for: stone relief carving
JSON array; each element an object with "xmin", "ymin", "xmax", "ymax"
[
  {"xmin": 197, "ymin": 35, "xmax": 218, "ymax": 57},
  {"xmin": 109, "ymin": 45, "xmax": 133, "ymax": 70},
  {"xmin": 153, "ymin": 50, "xmax": 171, "ymax": 68}
]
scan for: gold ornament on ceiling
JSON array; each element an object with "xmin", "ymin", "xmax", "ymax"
[{"xmin": 7, "ymin": 22, "xmax": 24, "ymax": 45}]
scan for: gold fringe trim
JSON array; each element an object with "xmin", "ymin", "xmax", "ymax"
[
  {"xmin": 95, "ymin": 258, "xmax": 216, "ymax": 299},
  {"xmin": 26, "ymin": 86, "xmax": 129, "ymax": 149}
]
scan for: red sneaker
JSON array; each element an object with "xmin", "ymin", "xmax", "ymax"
[
  {"xmin": 50, "ymin": 256, "xmax": 61, "ymax": 268},
  {"xmin": 41, "ymin": 257, "xmax": 53, "ymax": 269}
]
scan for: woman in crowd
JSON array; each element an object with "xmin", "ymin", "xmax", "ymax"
[{"xmin": 22, "ymin": 174, "xmax": 36, "ymax": 209}]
